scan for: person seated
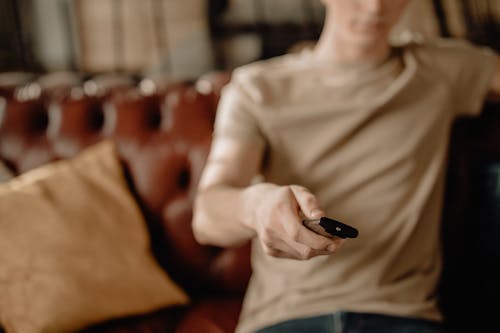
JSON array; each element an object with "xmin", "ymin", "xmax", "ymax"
[{"xmin": 193, "ymin": 0, "xmax": 500, "ymax": 332}]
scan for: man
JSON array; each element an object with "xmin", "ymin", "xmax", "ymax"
[{"xmin": 193, "ymin": 0, "xmax": 500, "ymax": 332}]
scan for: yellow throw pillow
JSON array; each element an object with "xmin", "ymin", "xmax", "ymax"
[{"xmin": 0, "ymin": 141, "xmax": 189, "ymax": 333}]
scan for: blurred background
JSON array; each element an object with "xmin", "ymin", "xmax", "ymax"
[{"xmin": 0, "ymin": 0, "xmax": 498, "ymax": 79}]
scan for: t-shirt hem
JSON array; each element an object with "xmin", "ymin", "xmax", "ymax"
[{"xmin": 235, "ymin": 304, "xmax": 442, "ymax": 333}]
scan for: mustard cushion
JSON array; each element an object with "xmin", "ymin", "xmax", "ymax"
[{"xmin": 0, "ymin": 141, "xmax": 189, "ymax": 333}]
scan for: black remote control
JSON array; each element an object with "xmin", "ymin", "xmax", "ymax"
[{"xmin": 303, "ymin": 217, "xmax": 358, "ymax": 239}]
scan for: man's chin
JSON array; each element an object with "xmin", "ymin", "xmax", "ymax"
[{"xmin": 350, "ymin": 31, "xmax": 389, "ymax": 47}]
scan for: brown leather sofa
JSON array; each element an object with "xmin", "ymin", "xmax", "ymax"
[
  {"xmin": 0, "ymin": 71, "xmax": 499, "ymax": 333},
  {"xmin": 0, "ymin": 72, "xmax": 250, "ymax": 333}
]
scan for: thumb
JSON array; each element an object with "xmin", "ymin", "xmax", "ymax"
[{"xmin": 289, "ymin": 185, "xmax": 325, "ymax": 219}]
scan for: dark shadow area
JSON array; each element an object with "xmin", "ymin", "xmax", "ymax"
[{"xmin": 440, "ymin": 102, "xmax": 500, "ymax": 332}]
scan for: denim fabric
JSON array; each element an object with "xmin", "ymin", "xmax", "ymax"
[{"xmin": 255, "ymin": 311, "xmax": 446, "ymax": 333}]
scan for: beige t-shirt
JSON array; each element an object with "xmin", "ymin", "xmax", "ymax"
[{"xmin": 213, "ymin": 38, "xmax": 497, "ymax": 333}]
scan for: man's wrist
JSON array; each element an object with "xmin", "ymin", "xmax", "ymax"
[{"xmin": 240, "ymin": 182, "xmax": 277, "ymax": 234}]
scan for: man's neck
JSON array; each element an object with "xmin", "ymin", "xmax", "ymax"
[{"xmin": 313, "ymin": 21, "xmax": 392, "ymax": 67}]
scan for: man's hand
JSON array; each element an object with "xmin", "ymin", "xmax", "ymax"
[
  {"xmin": 245, "ymin": 183, "xmax": 345, "ymax": 260},
  {"xmin": 193, "ymin": 136, "xmax": 346, "ymax": 258}
]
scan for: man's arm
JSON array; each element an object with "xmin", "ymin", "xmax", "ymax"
[
  {"xmin": 192, "ymin": 136, "xmax": 345, "ymax": 260},
  {"xmin": 488, "ymin": 56, "xmax": 500, "ymax": 102},
  {"xmin": 192, "ymin": 137, "xmax": 264, "ymax": 247}
]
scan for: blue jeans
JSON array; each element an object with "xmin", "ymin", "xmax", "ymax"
[{"xmin": 254, "ymin": 311, "xmax": 446, "ymax": 333}]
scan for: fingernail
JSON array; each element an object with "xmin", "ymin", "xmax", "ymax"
[{"xmin": 311, "ymin": 209, "xmax": 323, "ymax": 218}]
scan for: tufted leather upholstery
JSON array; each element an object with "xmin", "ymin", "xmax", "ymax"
[
  {"xmin": 1, "ymin": 70, "xmax": 499, "ymax": 333},
  {"xmin": 0, "ymin": 71, "xmax": 251, "ymax": 333}
]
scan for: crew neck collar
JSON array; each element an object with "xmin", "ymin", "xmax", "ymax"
[{"xmin": 299, "ymin": 46, "xmax": 401, "ymax": 74}]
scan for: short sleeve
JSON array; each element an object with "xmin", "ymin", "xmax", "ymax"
[
  {"xmin": 430, "ymin": 39, "xmax": 497, "ymax": 117},
  {"xmin": 213, "ymin": 79, "xmax": 266, "ymax": 146}
]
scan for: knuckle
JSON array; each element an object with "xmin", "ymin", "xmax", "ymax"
[
  {"xmin": 262, "ymin": 225, "xmax": 275, "ymax": 237},
  {"xmin": 335, "ymin": 238, "xmax": 346, "ymax": 246},
  {"xmin": 263, "ymin": 246, "xmax": 279, "ymax": 257},
  {"xmin": 327, "ymin": 243, "xmax": 337, "ymax": 252},
  {"xmin": 260, "ymin": 233, "xmax": 274, "ymax": 247},
  {"xmin": 299, "ymin": 247, "xmax": 313, "ymax": 260},
  {"xmin": 330, "ymin": 238, "xmax": 346, "ymax": 251}
]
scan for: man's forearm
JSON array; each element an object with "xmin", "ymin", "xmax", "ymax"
[{"xmin": 193, "ymin": 184, "xmax": 268, "ymax": 247}]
